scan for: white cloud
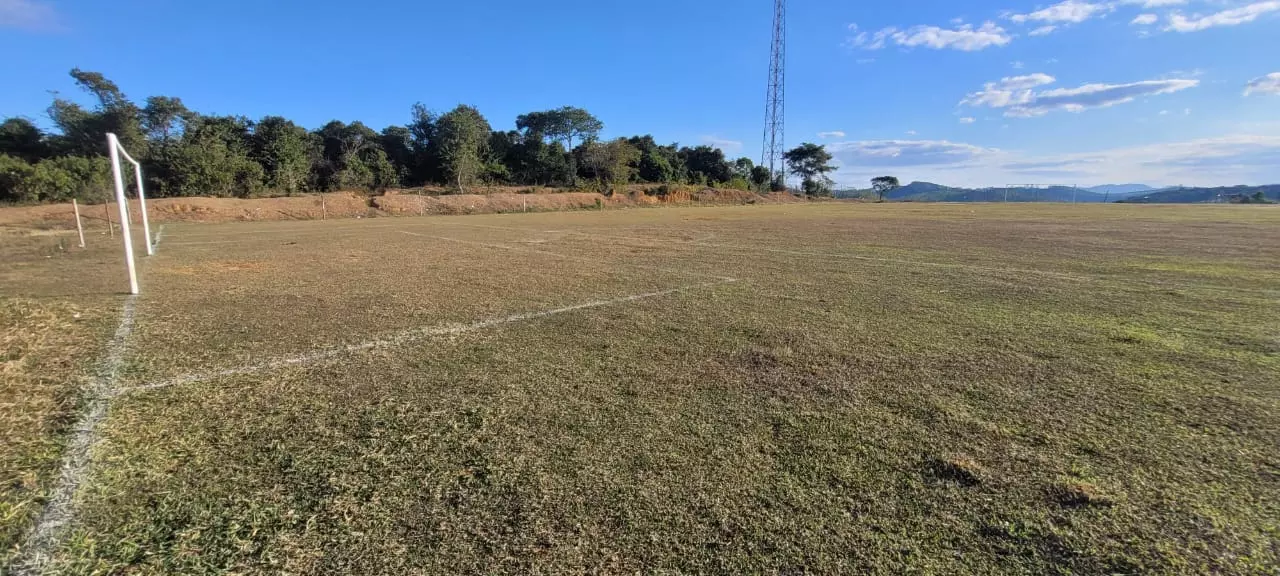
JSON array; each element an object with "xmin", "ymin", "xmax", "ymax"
[
  {"xmin": 850, "ymin": 21, "xmax": 1012, "ymax": 51},
  {"xmin": 817, "ymin": 131, "xmax": 847, "ymax": 139},
  {"xmin": 960, "ymin": 73, "xmax": 1058, "ymax": 108},
  {"xmin": 959, "ymin": 117, "xmax": 977, "ymax": 124},
  {"xmin": 1116, "ymin": 0, "xmax": 1185, "ymax": 6},
  {"xmin": 1028, "ymin": 25, "xmax": 1059, "ymax": 35},
  {"xmin": 906, "ymin": 130, "xmax": 918, "ymax": 135},
  {"xmin": 1010, "ymin": 0, "xmax": 1109, "ymax": 24},
  {"xmin": 828, "ymin": 139, "xmax": 998, "ymax": 168},
  {"xmin": 700, "ymin": 136, "xmax": 743, "ymax": 154},
  {"xmin": 0, "ymin": 0, "xmax": 59, "ymax": 30},
  {"xmin": 1131, "ymin": 13, "xmax": 1158, "ymax": 25},
  {"xmin": 1159, "ymin": 109, "xmax": 1170, "ymax": 115},
  {"xmin": 962, "ymin": 73, "xmax": 1198, "ymax": 117},
  {"xmin": 1166, "ymin": 1, "xmax": 1280, "ymax": 32},
  {"xmin": 1245, "ymin": 72, "xmax": 1280, "ymax": 96},
  {"xmin": 1011, "ymin": 60, "xmax": 1025, "ymax": 69},
  {"xmin": 827, "ymin": 134, "xmax": 1280, "ymax": 187}
]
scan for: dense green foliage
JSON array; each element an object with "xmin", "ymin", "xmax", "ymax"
[{"xmin": 1, "ymin": 70, "xmax": 820, "ymax": 203}]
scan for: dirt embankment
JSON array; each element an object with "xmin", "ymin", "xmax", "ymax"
[{"xmin": 0, "ymin": 187, "xmax": 801, "ymax": 230}]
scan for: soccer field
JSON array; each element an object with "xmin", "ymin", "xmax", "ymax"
[{"xmin": 5, "ymin": 203, "xmax": 1280, "ymax": 574}]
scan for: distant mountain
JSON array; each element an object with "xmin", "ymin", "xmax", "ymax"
[
  {"xmin": 824, "ymin": 181, "xmax": 1274, "ymax": 204},
  {"xmin": 1085, "ymin": 184, "xmax": 1153, "ymax": 196},
  {"xmin": 1118, "ymin": 185, "xmax": 1280, "ymax": 204},
  {"xmin": 888, "ymin": 182, "xmax": 1113, "ymax": 203},
  {"xmin": 832, "ymin": 181, "xmax": 1279, "ymax": 204}
]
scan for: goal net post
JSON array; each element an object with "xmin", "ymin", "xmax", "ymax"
[{"xmin": 107, "ymin": 133, "xmax": 153, "ymax": 295}]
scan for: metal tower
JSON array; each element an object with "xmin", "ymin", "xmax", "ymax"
[{"xmin": 762, "ymin": 0, "xmax": 786, "ymax": 188}]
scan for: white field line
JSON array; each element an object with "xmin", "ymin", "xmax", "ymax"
[
  {"xmin": 8, "ymin": 226, "xmax": 169, "ymax": 574},
  {"xmin": 113, "ymin": 279, "xmax": 735, "ymax": 397},
  {"xmin": 397, "ymin": 231, "xmax": 737, "ymax": 282},
  {"xmin": 10, "ymin": 297, "xmax": 138, "ymax": 575}
]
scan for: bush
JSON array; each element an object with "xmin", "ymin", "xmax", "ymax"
[
  {"xmin": 0, "ymin": 154, "xmax": 35, "ymax": 203},
  {"xmin": 0, "ymin": 155, "xmax": 110, "ymax": 203}
]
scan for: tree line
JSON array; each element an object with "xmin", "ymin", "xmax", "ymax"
[{"xmin": 1, "ymin": 69, "xmax": 839, "ymax": 204}]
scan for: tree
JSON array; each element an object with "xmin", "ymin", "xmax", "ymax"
[
  {"xmin": 784, "ymin": 143, "xmax": 836, "ymax": 196},
  {"xmin": 380, "ymin": 126, "xmax": 413, "ymax": 185},
  {"xmin": 0, "ymin": 118, "xmax": 48, "ymax": 163},
  {"xmin": 749, "ymin": 165, "xmax": 771, "ymax": 191},
  {"xmin": 517, "ymin": 107, "xmax": 601, "ymax": 187},
  {"xmin": 679, "ymin": 145, "xmax": 732, "ymax": 185},
  {"xmin": 23, "ymin": 156, "xmax": 111, "ymax": 203},
  {"xmin": 141, "ymin": 96, "xmax": 190, "ymax": 143},
  {"xmin": 628, "ymin": 135, "xmax": 682, "ymax": 183},
  {"xmin": 47, "ymin": 69, "xmax": 146, "ymax": 157},
  {"xmin": 516, "ymin": 106, "xmax": 603, "ymax": 151},
  {"xmin": 407, "ymin": 103, "xmax": 442, "ymax": 184},
  {"xmin": 435, "ymin": 105, "xmax": 492, "ymax": 192},
  {"xmin": 253, "ymin": 116, "xmax": 315, "ymax": 194},
  {"xmin": 577, "ymin": 138, "xmax": 641, "ymax": 191},
  {"xmin": 167, "ymin": 115, "xmax": 264, "ymax": 197},
  {"xmin": 0, "ymin": 154, "xmax": 35, "ymax": 202},
  {"xmin": 871, "ymin": 176, "xmax": 900, "ymax": 201},
  {"xmin": 732, "ymin": 157, "xmax": 754, "ymax": 180},
  {"xmin": 312, "ymin": 120, "xmax": 396, "ymax": 191}
]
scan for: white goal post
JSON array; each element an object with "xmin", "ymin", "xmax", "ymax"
[{"xmin": 107, "ymin": 133, "xmax": 154, "ymax": 295}]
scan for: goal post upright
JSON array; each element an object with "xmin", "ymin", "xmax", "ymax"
[{"xmin": 107, "ymin": 133, "xmax": 140, "ymax": 295}]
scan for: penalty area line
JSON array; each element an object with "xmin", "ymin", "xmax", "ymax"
[{"xmin": 113, "ymin": 278, "xmax": 736, "ymax": 397}]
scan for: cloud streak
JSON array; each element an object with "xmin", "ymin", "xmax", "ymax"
[
  {"xmin": 828, "ymin": 140, "xmax": 997, "ymax": 167},
  {"xmin": 817, "ymin": 131, "xmax": 846, "ymax": 139},
  {"xmin": 826, "ymin": 135, "xmax": 1280, "ymax": 187},
  {"xmin": 1165, "ymin": 1, "xmax": 1280, "ymax": 32},
  {"xmin": 1009, "ymin": 0, "xmax": 1110, "ymax": 24},
  {"xmin": 0, "ymin": 0, "xmax": 59, "ymax": 30},
  {"xmin": 961, "ymin": 73, "xmax": 1198, "ymax": 117},
  {"xmin": 700, "ymin": 136, "xmax": 743, "ymax": 154},
  {"xmin": 849, "ymin": 21, "xmax": 1012, "ymax": 51},
  {"xmin": 1244, "ymin": 73, "xmax": 1280, "ymax": 96}
]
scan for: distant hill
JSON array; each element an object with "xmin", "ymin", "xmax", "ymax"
[
  {"xmin": 886, "ymin": 182, "xmax": 1113, "ymax": 203},
  {"xmin": 1085, "ymin": 184, "xmax": 1153, "ymax": 195},
  {"xmin": 832, "ymin": 181, "xmax": 1278, "ymax": 204},
  {"xmin": 1118, "ymin": 185, "xmax": 1280, "ymax": 204}
]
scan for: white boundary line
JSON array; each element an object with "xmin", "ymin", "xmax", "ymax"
[
  {"xmin": 9, "ymin": 225, "xmax": 168, "ymax": 575},
  {"xmin": 11, "ymin": 296, "xmax": 138, "ymax": 575},
  {"xmin": 113, "ymin": 278, "xmax": 735, "ymax": 397}
]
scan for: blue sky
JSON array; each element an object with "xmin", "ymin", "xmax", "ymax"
[{"xmin": 2, "ymin": 0, "xmax": 1278, "ymax": 187}]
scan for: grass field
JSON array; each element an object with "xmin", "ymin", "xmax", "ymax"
[{"xmin": 2, "ymin": 202, "xmax": 1278, "ymax": 574}]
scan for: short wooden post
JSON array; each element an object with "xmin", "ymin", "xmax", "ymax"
[
  {"xmin": 73, "ymin": 199, "xmax": 86, "ymax": 248},
  {"xmin": 105, "ymin": 201, "xmax": 114, "ymax": 237}
]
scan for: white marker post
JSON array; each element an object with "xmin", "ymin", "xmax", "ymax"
[
  {"xmin": 73, "ymin": 199, "xmax": 86, "ymax": 248},
  {"xmin": 107, "ymin": 133, "xmax": 139, "ymax": 295}
]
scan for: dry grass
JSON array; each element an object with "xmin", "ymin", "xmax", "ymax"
[
  {"xmin": 0, "ymin": 231, "xmax": 127, "ymax": 567},
  {"xmin": 2, "ymin": 203, "xmax": 1278, "ymax": 574}
]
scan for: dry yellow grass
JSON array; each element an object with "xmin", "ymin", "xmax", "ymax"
[{"xmin": 2, "ymin": 202, "xmax": 1278, "ymax": 574}]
